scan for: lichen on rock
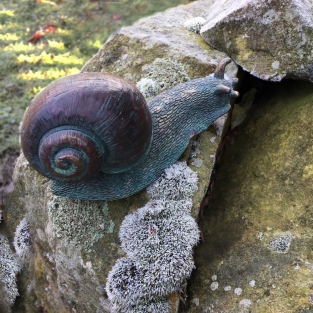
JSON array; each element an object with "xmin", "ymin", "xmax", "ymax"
[
  {"xmin": 47, "ymin": 195, "xmax": 113, "ymax": 252},
  {"xmin": 184, "ymin": 16, "xmax": 206, "ymax": 33},
  {"xmin": 107, "ymin": 201, "xmax": 199, "ymax": 311},
  {"xmin": 186, "ymin": 80, "xmax": 313, "ymax": 312},
  {"xmin": 200, "ymin": 0, "xmax": 313, "ymax": 82},
  {"xmin": 136, "ymin": 77, "xmax": 160, "ymax": 99},
  {"xmin": 138, "ymin": 58, "xmax": 190, "ymax": 98},
  {"xmin": 106, "ymin": 161, "xmax": 200, "ymax": 312},
  {"xmin": 13, "ymin": 216, "xmax": 31, "ymax": 259},
  {"xmin": 0, "ymin": 234, "xmax": 20, "ymax": 307},
  {"xmin": 268, "ymin": 232, "xmax": 293, "ymax": 254},
  {"xmin": 128, "ymin": 298, "xmax": 170, "ymax": 313},
  {"xmin": 106, "ymin": 257, "xmax": 145, "ymax": 310},
  {"xmin": 146, "ymin": 161, "xmax": 198, "ymax": 201},
  {"xmin": 119, "ymin": 200, "xmax": 199, "ymax": 286},
  {"xmin": 106, "ymin": 257, "xmax": 170, "ymax": 313},
  {"xmin": 4, "ymin": 0, "xmax": 237, "ymax": 311}
]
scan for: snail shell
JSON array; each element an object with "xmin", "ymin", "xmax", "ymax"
[
  {"xmin": 21, "ymin": 58, "xmax": 239, "ymax": 200},
  {"xmin": 21, "ymin": 73, "xmax": 152, "ymax": 183}
]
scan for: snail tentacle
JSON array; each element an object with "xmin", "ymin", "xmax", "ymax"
[{"xmin": 214, "ymin": 57, "xmax": 231, "ymax": 79}]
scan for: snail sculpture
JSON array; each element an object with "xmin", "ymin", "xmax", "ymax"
[{"xmin": 21, "ymin": 58, "xmax": 239, "ymax": 201}]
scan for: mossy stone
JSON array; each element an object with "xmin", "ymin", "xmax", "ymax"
[
  {"xmin": 184, "ymin": 80, "xmax": 313, "ymax": 313},
  {"xmin": 3, "ymin": 0, "xmax": 239, "ymax": 311}
]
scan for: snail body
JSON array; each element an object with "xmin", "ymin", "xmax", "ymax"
[{"xmin": 21, "ymin": 58, "xmax": 238, "ymax": 200}]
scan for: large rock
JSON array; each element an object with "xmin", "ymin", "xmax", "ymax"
[
  {"xmin": 201, "ymin": 0, "xmax": 313, "ymax": 82},
  {"xmin": 183, "ymin": 79, "xmax": 313, "ymax": 313},
  {"xmin": 82, "ymin": 0, "xmax": 237, "ymax": 82},
  {"xmin": 2, "ymin": 1, "xmax": 238, "ymax": 312}
]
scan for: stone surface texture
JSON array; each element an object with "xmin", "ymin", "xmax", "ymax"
[
  {"xmin": 3, "ymin": 1, "xmax": 237, "ymax": 312},
  {"xmin": 81, "ymin": 0, "xmax": 237, "ymax": 82},
  {"xmin": 201, "ymin": 0, "xmax": 313, "ymax": 82},
  {"xmin": 182, "ymin": 80, "xmax": 313, "ymax": 313}
]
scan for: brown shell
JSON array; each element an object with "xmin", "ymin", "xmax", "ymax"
[{"xmin": 21, "ymin": 72, "xmax": 153, "ymax": 183}]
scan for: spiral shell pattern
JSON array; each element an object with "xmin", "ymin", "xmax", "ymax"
[{"xmin": 21, "ymin": 73, "xmax": 153, "ymax": 183}]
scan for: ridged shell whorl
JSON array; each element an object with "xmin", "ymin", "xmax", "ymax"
[{"xmin": 21, "ymin": 72, "xmax": 152, "ymax": 183}]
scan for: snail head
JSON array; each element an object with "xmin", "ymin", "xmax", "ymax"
[
  {"xmin": 186, "ymin": 58, "xmax": 239, "ymax": 122},
  {"xmin": 213, "ymin": 57, "xmax": 239, "ymax": 98}
]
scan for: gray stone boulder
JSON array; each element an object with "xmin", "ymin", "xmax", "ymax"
[
  {"xmin": 2, "ymin": 1, "xmax": 238, "ymax": 312},
  {"xmin": 82, "ymin": 0, "xmax": 237, "ymax": 83},
  {"xmin": 201, "ymin": 0, "xmax": 313, "ymax": 82}
]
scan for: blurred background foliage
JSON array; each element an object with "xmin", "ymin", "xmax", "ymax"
[{"xmin": 0, "ymin": 0, "xmax": 192, "ymax": 160}]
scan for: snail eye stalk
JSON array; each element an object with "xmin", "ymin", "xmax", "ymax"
[{"xmin": 214, "ymin": 57, "xmax": 231, "ymax": 79}]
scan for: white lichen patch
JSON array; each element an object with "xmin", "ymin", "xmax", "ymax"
[
  {"xmin": 146, "ymin": 161, "xmax": 198, "ymax": 200},
  {"xmin": 213, "ymin": 114, "xmax": 227, "ymax": 136},
  {"xmin": 106, "ymin": 257, "xmax": 145, "ymax": 310},
  {"xmin": 105, "ymin": 257, "xmax": 170, "ymax": 313},
  {"xmin": 142, "ymin": 58, "xmax": 190, "ymax": 94},
  {"xmin": 239, "ymin": 299, "xmax": 252, "ymax": 308},
  {"xmin": 108, "ymin": 161, "xmax": 199, "ymax": 312},
  {"xmin": 128, "ymin": 298, "xmax": 170, "ymax": 313},
  {"xmin": 257, "ymin": 232, "xmax": 264, "ymax": 240},
  {"xmin": 210, "ymin": 282, "xmax": 219, "ymax": 291},
  {"xmin": 136, "ymin": 77, "xmax": 160, "ymax": 99},
  {"xmin": 13, "ymin": 216, "xmax": 31, "ymax": 258},
  {"xmin": 190, "ymin": 140, "xmax": 200, "ymax": 158},
  {"xmin": 119, "ymin": 200, "xmax": 199, "ymax": 294},
  {"xmin": 262, "ymin": 9, "xmax": 280, "ymax": 24},
  {"xmin": 191, "ymin": 158, "xmax": 203, "ymax": 168},
  {"xmin": 0, "ymin": 234, "xmax": 20, "ymax": 305},
  {"xmin": 183, "ymin": 16, "xmax": 206, "ymax": 33},
  {"xmin": 302, "ymin": 164, "xmax": 313, "ymax": 179},
  {"xmin": 210, "ymin": 136, "xmax": 216, "ymax": 143},
  {"xmin": 26, "ymin": 279, "xmax": 35, "ymax": 294},
  {"xmin": 268, "ymin": 232, "xmax": 292, "ymax": 253},
  {"xmin": 48, "ymin": 196, "xmax": 112, "ymax": 252},
  {"xmin": 234, "ymin": 287, "xmax": 242, "ymax": 296},
  {"xmin": 249, "ymin": 280, "xmax": 256, "ymax": 287},
  {"xmin": 43, "ymin": 252, "xmax": 55, "ymax": 264},
  {"xmin": 224, "ymin": 285, "xmax": 231, "ymax": 291},
  {"xmin": 272, "ymin": 60, "xmax": 280, "ymax": 70}
]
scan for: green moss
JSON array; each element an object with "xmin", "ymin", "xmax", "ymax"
[
  {"xmin": 48, "ymin": 196, "xmax": 114, "ymax": 252},
  {"xmin": 235, "ymin": 36, "xmax": 253, "ymax": 62},
  {"xmin": 187, "ymin": 80, "xmax": 313, "ymax": 312},
  {"xmin": 34, "ymin": 253, "xmax": 45, "ymax": 280}
]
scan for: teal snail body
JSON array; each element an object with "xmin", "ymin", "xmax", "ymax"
[{"xmin": 20, "ymin": 58, "xmax": 239, "ymax": 200}]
